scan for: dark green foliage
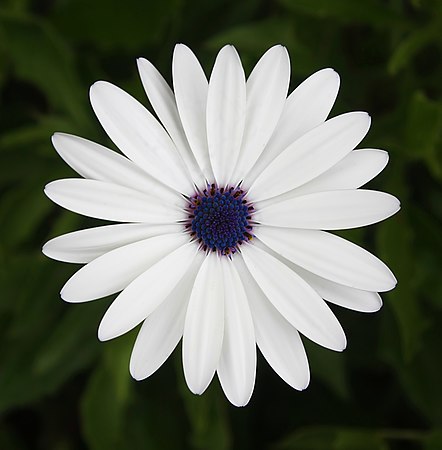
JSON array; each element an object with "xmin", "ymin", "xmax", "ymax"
[{"xmin": 0, "ymin": 0, "xmax": 441, "ymax": 448}]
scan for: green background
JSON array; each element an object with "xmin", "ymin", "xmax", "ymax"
[{"xmin": 1, "ymin": 0, "xmax": 441, "ymax": 449}]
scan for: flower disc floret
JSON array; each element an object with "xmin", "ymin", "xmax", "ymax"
[{"xmin": 186, "ymin": 184, "xmax": 253, "ymax": 255}]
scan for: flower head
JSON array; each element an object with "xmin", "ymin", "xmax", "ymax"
[{"xmin": 43, "ymin": 44, "xmax": 399, "ymax": 406}]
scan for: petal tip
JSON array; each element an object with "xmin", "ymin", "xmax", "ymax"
[
  {"xmin": 129, "ymin": 360, "xmax": 146, "ymax": 381},
  {"xmin": 317, "ymin": 67, "xmax": 340, "ymax": 82},
  {"xmin": 371, "ymin": 298, "xmax": 383, "ymax": 313},
  {"xmin": 336, "ymin": 335, "xmax": 347, "ymax": 352},
  {"xmin": 89, "ymin": 80, "xmax": 109, "ymax": 99},
  {"xmin": 300, "ymin": 376, "xmax": 311, "ymax": 391},
  {"xmin": 174, "ymin": 43, "xmax": 190, "ymax": 55},
  {"xmin": 229, "ymin": 396, "xmax": 251, "ymax": 408},
  {"xmin": 97, "ymin": 322, "xmax": 113, "ymax": 342},
  {"xmin": 51, "ymin": 132, "xmax": 73, "ymax": 149},
  {"xmin": 60, "ymin": 284, "xmax": 75, "ymax": 303},
  {"xmin": 187, "ymin": 382, "xmax": 207, "ymax": 396},
  {"xmin": 43, "ymin": 182, "xmax": 54, "ymax": 197},
  {"xmin": 330, "ymin": 328, "xmax": 347, "ymax": 352},
  {"xmin": 184, "ymin": 369, "xmax": 212, "ymax": 395},
  {"xmin": 41, "ymin": 241, "xmax": 51, "ymax": 257},
  {"xmin": 386, "ymin": 195, "xmax": 401, "ymax": 218},
  {"xmin": 389, "ymin": 273, "xmax": 398, "ymax": 290}
]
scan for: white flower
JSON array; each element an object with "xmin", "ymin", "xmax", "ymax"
[{"xmin": 43, "ymin": 44, "xmax": 400, "ymax": 407}]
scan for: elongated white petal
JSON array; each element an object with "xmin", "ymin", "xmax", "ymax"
[
  {"xmin": 232, "ymin": 45, "xmax": 290, "ymax": 184},
  {"xmin": 61, "ymin": 233, "xmax": 188, "ymax": 302},
  {"xmin": 259, "ymin": 237, "xmax": 383, "ymax": 312},
  {"xmin": 249, "ymin": 112, "xmax": 371, "ymax": 200},
  {"xmin": 259, "ymin": 149, "xmax": 389, "ymax": 205},
  {"xmin": 89, "ymin": 81, "xmax": 193, "ymax": 194},
  {"xmin": 241, "ymin": 244, "xmax": 346, "ymax": 351},
  {"xmin": 255, "ymin": 190, "xmax": 400, "ymax": 230},
  {"xmin": 207, "ymin": 45, "xmax": 246, "ymax": 186},
  {"xmin": 44, "ymin": 179, "xmax": 183, "ymax": 223},
  {"xmin": 217, "ymin": 260, "xmax": 256, "ymax": 407},
  {"xmin": 183, "ymin": 253, "xmax": 224, "ymax": 395},
  {"xmin": 130, "ymin": 252, "xmax": 204, "ymax": 380},
  {"xmin": 98, "ymin": 242, "xmax": 197, "ymax": 341},
  {"xmin": 43, "ymin": 223, "xmax": 183, "ymax": 263},
  {"xmin": 234, "ymin": 257, "xmax": 309, "ymax": 390},
  {"xmin": 256, "ymin": 227, "xmax": 397, "ymax": 292},
  {"xmin": 291, "ymin": 264, "xmax": 382, "ymax": 313},
  {"xmin": 51, "ymin": 133, "xmax": 180, "ymax": 205},
  {"xmin": 245, "ymin": 68, "xmax": 340, "ymax": 185},
  {"xmin": 137, "ymin": 58, "xmax": 205, "ymax": 186},
  {"xmin": 173, "ymin": 44, "xmax": 214, "ymax": 180}
]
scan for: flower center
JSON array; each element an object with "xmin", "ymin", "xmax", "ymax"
[{"xmin": 185, "ymin": 184, "xmax": 254, "ymax": 256}]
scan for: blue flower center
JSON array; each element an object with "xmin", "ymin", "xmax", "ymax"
[{"xmin": 186, "ymin": 184, "xmax": 254, "ymax": 256}]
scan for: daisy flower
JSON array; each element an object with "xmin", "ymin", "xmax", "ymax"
[{"xmin": 43, "ymin": 44, "xmax": 400, "ymax": 407}]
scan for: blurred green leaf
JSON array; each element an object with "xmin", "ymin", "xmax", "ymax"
[
  {"xmin": 177, "ymin": 358, "xmax": 231, "ymax": 450},
  {"xmin": 409, "ymin": 206, "xmax": 442, "ymax": 311},
  {"xmin": 278, "ymin": 0, "xmax": 408, "ymax": 28},
  {"xmin": 51, "ymin": 0, "xmax": 181, "ymax": 52},
  {"xmin": 0, "ymin": 426, "xmax": 26, "ymax": 450},
  {"xmin": 33, "ymin": 304, "xmax": 102, "ymax": 375},
  {"xmin": 304, "ymin": 340, "xmax": 349, "ymax": 400},
  {"xmin": 205, "ymin": 18, "xmax": 317, "ymax": 75},
  {"xmin": 388, "ymin": 26, "xmax": 437, "ymax": 75},
  {"xmin": 205, "ymin": 18, "xmax": 296, "ymax": 55},
  {"xmin": 0, "ymin": 253, "xmax": 102, "ymax": 413},
  {"xmin": 80, "ymin": 331, "xmax": 135, "ymax": 450},
  {"xmin": 0, "ymin": 12, "xmax": 89, "ymax": 126},
  {"xmin": 0, "ymin": 0, "xmax": 30, "ymax": 14},
  {"xmin": 381, "ymin": 319, "xmax": 442, "ymax": 425},
  {"xmin": 0, "ymin": 187, "xmax": 53, "ymax": 250},
  {"xmin": 425, "ymin": 429, "xmax": 442, "ymax": 450},
  {"xmin": 404, "ymin": 91, "xmax": 442, "ymax": 179},
  {"xmin": 276, "ymin": 427, "xmax": 390, "ymax": 450},
  {"xmin": 0, "ymin": 115, "xmax": 79, "ymax": 152},
  {"xmin": 334, "ymin": 430, "xmax": 389, "ymax": 450},
  {"xmin": 377, "ymin": 212, "xmax": 428, "ymax": 362},
  {"xmin": 276, "ymin": 427, "xmax": 337, "ymax": 450}
]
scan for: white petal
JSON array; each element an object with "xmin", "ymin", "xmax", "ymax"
[
  {"xmin": 291, "ymin": 264, "xmax": 382, "ymax": 313},
  {"xmin": 137, "ymin": 58, "xmax": 206, "ymax": 187},
  {"xmin": 263, "ymin": 242, "xmax": 383, "ymax": 312},
  {"xmin": 217, "ymin": 259, "xmax": 256, "ymax": 407},
  {"xmin": 231, "ymin": 45, "xmax": 290, "ymax": 184},
  {"xmin": 249, "ymin": 112, "xmax": 371, "ymax": 201},
  {"xmin": 51, "ymin": 133, "xmax": 180, "ymax": 205},
  {"xmin": 44, "ymin": 179, "xmax": 183, "ymax": 223},
  {"xmin": 255, "ymin": 190, "xmax": 400, "ymax": 230},
  {"xmin": 130, "ymin": 252, "xmax": 204, "ymax": 380},
  {"xmin": 89, "ymin": 81, "xmax": 193, "ymax": 194},
  {"xmin": 43, "ymin": 223, "xmax": 183, "ymax": 263},
  {"xmin": 183, "ymin": 252, "xmax": 224, "ymax": 395},
  {"xmin": 173, "ymin": 44, "xmax": 214, "ymax": 180},
  {"xmin": 234, "ymin": 257, "xmax": 309, "ymax": 390},
  {"xmin": 98, "ymin": 241, "xmax": 197, "ymax": 341},
  {"xmin": 256, "ymin": 226, "xmax": 397, "ymax": 292},
  {"xmin": 61, "ymin": 233, "xmax": 189, "ymax": 302},
  {"xmin": 245, "ymin": 68, "xmax": 340, "ymax": 185},
  {"xmin": 241, "ymin": 243, "xmax": 346, "ymax": 351},
  {"xmin": 258, "ymin": 149, "xmax": 389, "ymax": 204},
  {"xmin": 207, "ymin": 45, "xmax": 246, "ymax": 186}
]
